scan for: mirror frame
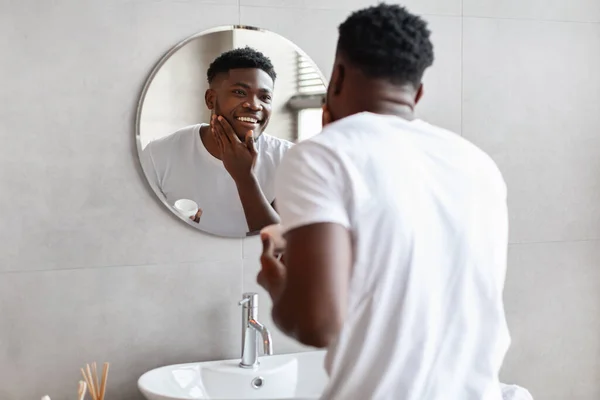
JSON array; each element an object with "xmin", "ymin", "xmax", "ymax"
[{"xmin": 135, "ymin": 25, "xmax": 329, "ymax": 236}]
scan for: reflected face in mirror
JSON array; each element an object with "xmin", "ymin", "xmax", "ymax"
[
  {"xmin": 137, "ymin": 26, "xmax": 327, "ymax": 238},
  {"xmin": 206, "ymin": 68, "xmax": 275, "ymax": 141}
]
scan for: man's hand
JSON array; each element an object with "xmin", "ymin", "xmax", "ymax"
[
  {"xmin": 258, "ymin": 232, "xmax": 287, "ymax": 303},
  {"xmin": 211, "ymin": 115, "xmax": 280, "ymax": 232},
  {"xmin": 262, "ymin": 223, "xmax": 352, "ymax": 348},
  {"xmin": 211, "ymin": 115, "xmax": 257, "ymax": 182},
  {"xmin": 189, "ymin": 208, "xmax": 203, "ymax": 223},
  {"xmin": 261, "ymin": 224, "xmax": 287, "ymax": 253}
]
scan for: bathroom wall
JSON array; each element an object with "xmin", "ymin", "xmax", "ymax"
[{"xmin": 0, "ymin": 1, "xmax": 598, "ymax": 399}]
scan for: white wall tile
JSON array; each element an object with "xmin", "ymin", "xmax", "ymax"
[
  {"xmin": 241, "ymin": 0, "xmax": 461, "ymax": 16},
  {"xmin": 0, "ymin": 260, "xmax": 242, "ymax": 400},
  {"xmin": 242, "ymin": 258, "xmax": 314, "ymax": 355},
  {"xmin": 0, "ymin": 151, "xmax": 243, "ymax": 271},
  {"xmin": 462, "ymin": 18, "xmax": 600, "ymax": 243},
  {"xmin": 121, "ymin": 0, "xmax": 237, "ymax": 4},
  {"xmin": 464, "ymin": 0, "xmax": 600, "ymax": 23},
  {"xmin": 416, "ymin": 16, "xmax": 462, "ymax": 133},
  {"xmin": 502, "ymin": 241, "xmax": 600, "ymax": 399},
  {"xmin": 243, "ymin": 234, "xmax": 264, "ymax": 260}
]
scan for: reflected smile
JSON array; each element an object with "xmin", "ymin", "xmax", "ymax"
[{"xmin": 236, "ymin": 116, "xmax": 260, "ymax": 124}]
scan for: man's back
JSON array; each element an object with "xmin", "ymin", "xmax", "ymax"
[{"xmin": 276, "ymin": 112, "xmax": 510, "ymax": 399}]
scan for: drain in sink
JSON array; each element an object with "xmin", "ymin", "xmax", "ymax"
[{"xmin": 251, "ymin": 376, "xmax": 264, "ymax": 389}]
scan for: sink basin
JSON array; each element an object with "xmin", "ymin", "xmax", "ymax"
[
  {"xmin": 138, "ymin": 350, "xmax": 328, "ymax": 400},
  {"xmin": 139, "ymin": 350, "xmax": 533, "ymax": 400}
]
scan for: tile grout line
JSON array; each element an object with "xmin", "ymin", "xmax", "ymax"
[
  {"xmin": 237, "ymin": 4, "xmax": 462, "ymax": 19},
  {"xmin": 461, "ymin": 1, "xmax": 465, "ymax": 136},
  {"xmin": 508, "ymin": 238, "xmax": 600, "ymax": 246},
  {"xmin": 1, "ymin": 238, "xmax": 599, "ymax": 276},
  {"xmin": 237, "ymin": 4, "xmax": 600, "ymax": 25},
  {"xmin": 462, "ymin": 14, "xmax": 600, "ymax": 25},
  {"xmin": 0, "ymin": 258, "xmax": 243, "ymax": 276},
  {"xmin": 241, "ymin": 230, "xmax": 246, "ymax": 295}
]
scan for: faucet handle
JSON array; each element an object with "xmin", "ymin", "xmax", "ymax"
[{"xmin": 239, "ymin": 292, "xmax": 258, "ymax": 307}]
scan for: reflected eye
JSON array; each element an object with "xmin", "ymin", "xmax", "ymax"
[
  {"xmin": 233, "ymin": 89, "xmax": 246, "ymax": 96},
  {"xmin": 261, "ymin": 95, "xmax": 272, "ymax": 103}
]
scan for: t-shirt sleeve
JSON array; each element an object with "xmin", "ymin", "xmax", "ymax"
[{"xmin": 275, "ymin": 142, "xmax": 351, "ymax": 233}]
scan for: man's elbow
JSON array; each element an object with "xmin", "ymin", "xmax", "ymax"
[
  {"xmin": 295, "ymin": 326, "xmax": 338, "ymax": 348},
  {"xmin": 273, "ymin": 306, "xmax": 341, "ymax": 348}
]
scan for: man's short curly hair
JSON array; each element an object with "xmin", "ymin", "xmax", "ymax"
[
  {"xmin": 337, "ymin": 3, "xmax": 434, "ymax": 87},
  {"xmin": 207, "ymin": 46, "xmax": 277, "ymax": 84}
]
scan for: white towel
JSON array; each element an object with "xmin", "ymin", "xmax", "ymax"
[{"xmin": 501, "ymin": 383, "xmax": 534, "ymax": 400}]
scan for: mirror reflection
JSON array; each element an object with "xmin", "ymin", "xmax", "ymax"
[{"xmin": 137, "ymin": 26, "xmax": 327, "ymax": 237}]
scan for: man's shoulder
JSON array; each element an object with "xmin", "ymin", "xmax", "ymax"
[
  {"xmin": 279, "ymin": 136, "xmax": 343, "ymax": 175},
  {"xmin": 259, "ymin": 134, "xmax": 294, "ymax": 151},
  {"xmin": 146, "ymin": 124, "xmax": 202, "ymax": 152},
  {"xmin": 257, "ymin": 134, "xmax": 294, "ymax": 165}
]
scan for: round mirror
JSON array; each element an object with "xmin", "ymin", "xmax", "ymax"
[{"xmin": 136, "ymin": 26, "xmax": 327, "ymax": 238}]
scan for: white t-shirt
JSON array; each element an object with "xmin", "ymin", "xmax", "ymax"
[
  {"xmin": 141, "ymin": 124, "xmax": 293, "ymax": 237},
  {"xmin": 275, "ymin": 112, "xmax": 511, "ymax": 400}
]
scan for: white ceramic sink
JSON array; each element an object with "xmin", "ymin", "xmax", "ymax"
[
  {"xmin": 138, "ymin": 350, "xmax": 328, "ymax": 400},
  {"xmin": 139, "ymin": 350, "xmax": 533, "ymax": 400}
]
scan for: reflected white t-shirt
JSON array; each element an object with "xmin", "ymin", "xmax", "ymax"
[
  {"xmin": 275, "ymin": 112, "xmax": 511, "ymax": 400},
  {"xmin": 141, "ymin": 124, "xmax": 293, "ymax": 237}
]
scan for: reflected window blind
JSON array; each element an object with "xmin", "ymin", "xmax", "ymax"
[
  {"xmin": 297, "ymin": 54, "xmax": 326, "ymax": 94},
  {"xmin": 286, "ymin": 54, "xmax": 326, "ymax": 111}
]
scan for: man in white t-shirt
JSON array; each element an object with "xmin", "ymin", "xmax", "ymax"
[
  {"xmin": 142, "ymin": 47, "xmax": 293, "ymax": 237},
  {"xmin": 258, "ymin": 4, "xmax": 511, "ymax": 400}
]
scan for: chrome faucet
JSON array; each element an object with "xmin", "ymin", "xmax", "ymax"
[{"xmin": 238, "ymin": 292, "xmax": 273, "ymax": 368}]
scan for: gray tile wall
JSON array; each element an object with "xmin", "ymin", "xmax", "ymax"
[{"xmin": 0, "ymin": 1, "xmax": 598, "ymax": 399}]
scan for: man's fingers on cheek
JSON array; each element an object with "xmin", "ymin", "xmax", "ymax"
[
  {"xmin": 260, "ymin": 254, "xmax": 272, "ymax": 267},
  {"xmin": 219, "ymin": 115, "xmax": 233, "ymax": 129}
]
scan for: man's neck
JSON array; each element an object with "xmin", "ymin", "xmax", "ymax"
[
  {"xmin": 354, "ymin": 79, "xmax": 417, "ymax": 121},
  {"xmin": 363, "ymin": 103, "xmax": 415, "ymax": 121}
]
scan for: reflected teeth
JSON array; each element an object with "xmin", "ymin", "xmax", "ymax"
[{"xmin": 236, "ymin": 117, "xmax": 259, "ymax": 124}]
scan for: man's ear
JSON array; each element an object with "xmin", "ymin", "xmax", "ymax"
[
  {"xmin": 415, "ymin": 84, "xmax": 424, "ymax": 105},
  {"xmin": 205, "ymin": 89, "xmax": 216, "ymax": 110},
  {"xmin": 332, "ymin": 64, "xmax": 345, "ymax": 96}
]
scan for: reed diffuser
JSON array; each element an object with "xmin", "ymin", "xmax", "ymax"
[{"xmin": 80, "ymin": 362, "xmax": 110, "ymax": 400}]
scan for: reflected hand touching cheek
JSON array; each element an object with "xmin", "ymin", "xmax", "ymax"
[
  {"xmin": 209, "ymin": 113, "xmax": 281, "ymax": 233},
  {"xmin": 211, "ymin": 115, "xmax": 257, "ymax": 183}
]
